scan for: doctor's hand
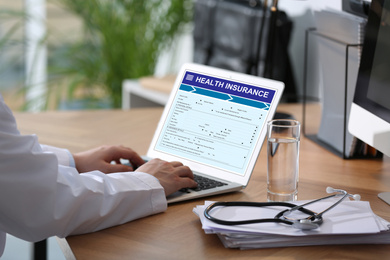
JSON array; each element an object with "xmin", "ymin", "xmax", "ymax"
[
  {"xmin": 136, "ymin": 158, "xmax": 197, "ymax": 196},
  {"xmin": 73, "ymin": 145, "xmax": 145, "ymax": 174}
]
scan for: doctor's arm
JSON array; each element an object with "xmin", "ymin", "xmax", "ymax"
[
  {"xmin": 0, "ymin": 95, "xmax": 194, "ymax": 243},
  {"xmin": 0, "ymin": 96, "xmax": 197, "ymax": 243}
]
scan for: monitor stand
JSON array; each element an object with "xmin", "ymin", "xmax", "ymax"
[{"xmin": 378, "ymin": 192, "xmax": 390, "ymax": 205}]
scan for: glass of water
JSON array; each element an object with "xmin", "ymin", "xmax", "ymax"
[{"xmin": 267, "ymin": 119, "xmax": 301, "ymax": 202}]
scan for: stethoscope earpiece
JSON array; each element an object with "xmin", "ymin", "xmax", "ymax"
[
  {"xmin": 353, "ymin": 194, "xmax": 361, "ymax": 201},
  {"xmin": 326, "ymin": 186, "xmax": 336, "ymax": 193}
]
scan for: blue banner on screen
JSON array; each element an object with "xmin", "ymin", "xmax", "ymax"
[
  {"xmin": 182, "ymin": 71, "xmax": 275, "ymax": 104},
  {"xmin": 154, "ymin": 70, "xmax": 276, "ymax": 175}
]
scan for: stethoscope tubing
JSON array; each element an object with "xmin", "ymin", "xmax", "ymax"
[
  {"xmin": 204, "ymin": 201, "xmax": 318, "ymax": 226},
  {"xmin": 203, "ymin": 188, "xmax": 359, "ymax": 229}
]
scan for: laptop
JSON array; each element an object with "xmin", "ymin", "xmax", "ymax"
[{"xmin": 144, "ymin": 63, "xmax": 284, "ymax": 203}]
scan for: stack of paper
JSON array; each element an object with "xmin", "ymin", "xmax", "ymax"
[{"xmin": 193, "ymin": 200, "xmax": 390, "ymax": 249}]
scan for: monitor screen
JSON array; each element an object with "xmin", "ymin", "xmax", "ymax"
[{"xmin": 349, "ymin": 0, "xmax": 390, "ymax": 157}]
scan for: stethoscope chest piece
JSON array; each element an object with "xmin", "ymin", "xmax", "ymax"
[
  {"xmin": 292, "ymin": 219, "xmax": 320, "ymax": 230},
  {"xmin": 273, "ymin": 208, "xmax": 322, "ymax": 230}
]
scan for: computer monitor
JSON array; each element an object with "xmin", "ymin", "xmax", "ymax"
[{"xmin": 348, "ymin": 0, "xmax": 390, "ymax": 204}]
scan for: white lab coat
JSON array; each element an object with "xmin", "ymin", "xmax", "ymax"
[{"xmin": 0, "ymin": 95, "xmax": 167, "ymax": 256}]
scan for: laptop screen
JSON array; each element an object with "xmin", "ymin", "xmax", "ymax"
[{"xmin": 153, "ymin": 69, "xmax": 277, "ymax": 176}]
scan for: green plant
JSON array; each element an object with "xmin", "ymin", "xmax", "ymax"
[{"xmin": 49, "ymin": 0, "xmax": 193, "ymax": 108}]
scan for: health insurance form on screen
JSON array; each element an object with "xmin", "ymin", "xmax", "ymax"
[{"xmin": 144, "ymin": 64, "xmax": 284, "ymax": 203}]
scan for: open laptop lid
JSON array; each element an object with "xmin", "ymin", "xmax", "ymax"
[{"xmin": 147, "ymin": 63, "xmax": 284, "ymax": 186}]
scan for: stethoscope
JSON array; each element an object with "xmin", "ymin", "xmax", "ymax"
[{"xmin": 204, "ymin": 187, "xmax": 361, "ymax": 230}]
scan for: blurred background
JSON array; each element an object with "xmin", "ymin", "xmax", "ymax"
[{"xmin": 1, "ymin": 0, "xmax": 343, "ymax": 113}]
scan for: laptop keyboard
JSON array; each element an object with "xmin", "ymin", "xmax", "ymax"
[{"xmin": 180, "ymin": 174, "xmax": 228, "ymax": 193}]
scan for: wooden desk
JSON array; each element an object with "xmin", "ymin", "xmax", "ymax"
[{"xmin": 14, "ymin": 104, "xmax": 390, "ymax": 259}]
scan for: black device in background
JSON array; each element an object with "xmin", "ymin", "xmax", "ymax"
[
  {"xmin": 193, "ymin": 0, "xmax": 297, "ymax": 104},
  {"xmin": 342, "ymin": 0, "xmax": 371, "ymax": 18}
]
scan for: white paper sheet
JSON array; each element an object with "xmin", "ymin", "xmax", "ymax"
[
  {"xmin": 193, "ymin": 200, "xmax": 390, "ymax": 249},
  {"xmin": 195, "ymin": 200, "xmax": 384, "ymax": 236}
]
